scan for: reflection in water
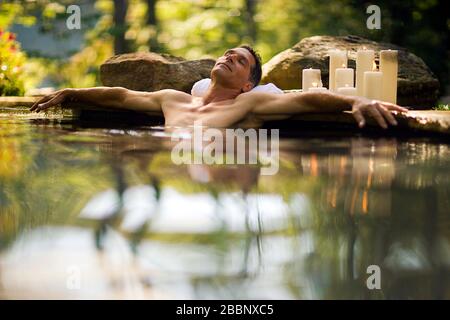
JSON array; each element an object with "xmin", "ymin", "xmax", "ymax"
[{"xmin": 0, "ymin": 115, "xmax": 449, "ymax": 299}]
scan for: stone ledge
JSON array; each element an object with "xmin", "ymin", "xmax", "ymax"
[
  {"xmin": 1, "ymin": 96, "xmax": 449, "ymax": 135},
  {"xmin": 0, "ymin": 96, "xmax": 39, "ymax": 108},
  {"xmin": 289, "ymin": 110, "xmax": 450, "ymax": 135}
]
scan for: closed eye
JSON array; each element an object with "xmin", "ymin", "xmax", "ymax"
[{"xmin": 224, "ymin": 50, "xmax": 248, "ymax": 66}]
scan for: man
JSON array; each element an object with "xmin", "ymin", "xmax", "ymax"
[{"xmin": 30, "ymin": 45, "xmax": 407, "ymax": 128}]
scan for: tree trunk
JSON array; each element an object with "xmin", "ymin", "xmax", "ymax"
[
  {"xmin": 244, "ymin": 0, "xmax": 257, "ymax": 44},
  {"xmin": 146, "ymin": 0, "xmax": 161, "ymax": 51},
  {"xmin": 113, "ymin": 0, "xmax": 129, "ymax": 54}
]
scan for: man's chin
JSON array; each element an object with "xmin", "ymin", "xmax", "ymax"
[
  {"xmin": 211, "ymin": 69, "xmax": 228, "ymax": 81},
  {"xmin": 212, "ymin": 66, "xmax": 226, "ymax": 74}
]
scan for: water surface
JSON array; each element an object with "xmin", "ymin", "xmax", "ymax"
[{"xmin": 0, "ymin": 111, "xmax": 449, "ymax": 299}]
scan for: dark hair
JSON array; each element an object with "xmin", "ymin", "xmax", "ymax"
[{"xmin": 239, "ymin": 45, "xmax": 262, "ymax": 87}]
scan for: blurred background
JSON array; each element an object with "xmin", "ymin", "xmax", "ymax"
[
  {"xmin": 0, "ymin": 0, "xmax": 448, "ymax": 98},
  {"xmin": 1, "ymin": 0, "xmax": 449, "ymax": 299}
]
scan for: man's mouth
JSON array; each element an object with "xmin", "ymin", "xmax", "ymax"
[{"xmin": 218, "ymin": 63, "xmax": 232, "ymax": 72}]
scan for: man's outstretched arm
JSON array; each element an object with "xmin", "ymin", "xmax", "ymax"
[
  {"xmin": 243, "ymin": 91, "xmax": 408, "ymax": 129},
  {"xmin": 30, "ymin": 87, "xmax": 173, "ymax": 114}
]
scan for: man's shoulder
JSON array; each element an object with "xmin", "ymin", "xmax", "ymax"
[
  {"xmin": 153, "ymin": 88, "xmax": 187, "ymax": 96},
  {"xmin": 152, "ymin": 89, "xmax": 192, "ymax": 102},
  {"xmin": 152, "ymin": 89, "xmax": 192, "ymax": 104},
  {"xmin": 237, "ymin": 90, "xmax": 282, "ymax": 100},
  {"xmin": 234, "ymin": 91, "xmax": 283, "ymax": 105}
]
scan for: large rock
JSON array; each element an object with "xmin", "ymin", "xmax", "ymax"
[
  {"xmin": 262, "ymin": 35, "xmax": 440, "ymax": 108},
  {"xmin": 100, "ymin": 52, "xmax": 216, "ymax": 92}
]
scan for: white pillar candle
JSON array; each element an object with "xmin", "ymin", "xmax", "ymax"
[
  {"xmin": 309, "ymin": 87, "xmax": 328, "ymax": 92},
  {"xmin": 302, "ymin": 68, "xmax": 321, "ymax": 91},
  {"xmin": 356, "ymin": 49, "xmax": 375, "ymax": 96},
  {"xmin": 363, "ymin": 71, "xmax": 383, "ymax": 100},
  {"xmin": 380, "ymin": 50, "xmax": 398, "ymax": 103},
  {"xmin": 335, "ymin": 68, "xmax": 354, "ymax": 89},
  {"xmin": 329, "ymin": 50, "xmax": 347, "ymax": 91},
  {"xmin": 337, "ymin": 86, "xmax": 357, "ymax": 96}
]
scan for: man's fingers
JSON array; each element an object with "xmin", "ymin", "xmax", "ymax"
[
  {"xmin": 352, "ymin": 109, "xmax": 366, "ymax": 128},
  {"xmin": 391, "ymin": 105, "xmax": 409, "ymax": 113},
  {"xmin": 368, "ymin": 106, "xmax": 388, "ymax": 129},
  {"xmin": 353, "ymin": 99, "xmax": 409, "ymax": 130},
  {"xmin": 382, "ymin": 102, "xmax": 409, "ymax": 113},
  {"xmin": 35, "ymin": 94, "xmax": 64, "ymax": 112},
  {"xmin": 377, "ymin": 105, "xmax": 397, "ymax": 126},
  {"xmin": 30, "ymin": 95, "xmax": 54, "ymax": 111}
]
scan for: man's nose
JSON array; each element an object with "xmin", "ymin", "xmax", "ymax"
[{"xmin": 226, "ymin": 54, "xmax": 236, "ymax": 63}]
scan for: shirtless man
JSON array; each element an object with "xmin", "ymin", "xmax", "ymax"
[{"xmin": 30, "ymin": 45, "xmax": 408, "ymax": 128}]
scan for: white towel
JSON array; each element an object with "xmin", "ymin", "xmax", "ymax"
[{"xmin": 191, "ymin": 78, "xmax": 284, "ymax": 97}]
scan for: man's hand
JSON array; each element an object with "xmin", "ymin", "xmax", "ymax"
[
  {"xmin": 30, "ymin": 89, "xmax": 72, "ymax": 113},
  {"xmin": 351, "ymin": 97, "xmax": 409, "ymax": 129}
]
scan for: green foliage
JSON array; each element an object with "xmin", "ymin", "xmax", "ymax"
[
  {"xmin": 0, "ymin": 2, "xmax": 33, "ymax": 28},
  {"xmin": 2, "ymin": 0, "xmax": 448, "ymax": 94},
  {"xmin": 365, "ymin": 0, "xmax": 449, "ymax": 95},
  {"xmin": 0, "ymin": 30, "xmax": 25, "ymax": 96},
  {"xmin": 433, "ymin": 104, "xmax": 449, "ymax": 111}
]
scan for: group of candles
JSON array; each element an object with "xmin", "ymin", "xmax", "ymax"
[{"xmin": 302, "ymin": 48, "xmax": 398, "ymax": 103}]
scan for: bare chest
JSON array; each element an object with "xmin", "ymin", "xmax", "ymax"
[{"xmin": 162, "ymin": 99, "xmax": 260, "ymax": 128}]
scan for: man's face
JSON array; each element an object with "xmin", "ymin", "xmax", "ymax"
[{"xmin": 211, "ymin": 47, "xmax": 256, "ymax": 92}]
